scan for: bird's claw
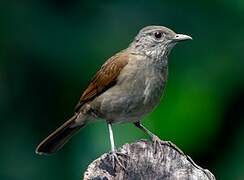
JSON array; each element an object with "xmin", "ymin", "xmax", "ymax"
[
  {"xmin": 151, "ymin": 135, "xmax": 162, "ymax": 154},
  {"xmin": 150, "ymin": 135, "xmax": 184, "ymax": 155},
  {"xmin": 164, "ymin": 141, "xmax": 184, "ymax": 155},
  {"xmin": 109, "ymin": 151, "xmax": 128, "ymax": 171}
]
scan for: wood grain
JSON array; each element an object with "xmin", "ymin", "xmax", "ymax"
[{"xmin": 83, "ymin": 140, "xmax": 215, "ymax": 180}]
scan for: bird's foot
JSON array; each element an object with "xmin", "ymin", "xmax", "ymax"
[
  {"xmin": 164, "ymin": 141, "xmax": 184, "ymax": 155},
  {"xmin": 151, "ymin": 135, "xmax": 162, "ymax": 154},
  {"xmin": 108, "ymin": 151, "xmax": 128, "ymax": 171},
  {"xmin": 150, "ymin": 135, "xmax": 184, "ymax": 155}
]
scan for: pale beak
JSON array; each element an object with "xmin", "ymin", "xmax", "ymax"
[{"xmin": 172, "ymin": 34, "xmax": 193, "ymax": 42}]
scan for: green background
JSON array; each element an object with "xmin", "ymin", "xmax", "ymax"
[{"xmin": 0, "ymin": 0, "xmax": 243, "ymax": 179}]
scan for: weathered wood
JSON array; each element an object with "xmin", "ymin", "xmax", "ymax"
[{"xmin": 83, "ymin": 140, "xmax": 215, "ymax": 180}]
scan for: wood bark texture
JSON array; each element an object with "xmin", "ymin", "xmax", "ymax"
[{"xmin": 83, "ymin": 140, "xmax": 215, "ymax": 180}]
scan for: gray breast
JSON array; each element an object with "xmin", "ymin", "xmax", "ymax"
[{"xmin": 93, "ymin": 54, "xmax": 168, "ymax": 123}]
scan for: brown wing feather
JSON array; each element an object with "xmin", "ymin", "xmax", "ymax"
[{"xmin": 75, "ymin": 52, "xmax": 129, "ymax": 112}]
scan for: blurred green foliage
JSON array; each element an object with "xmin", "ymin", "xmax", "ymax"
[{"xmin": 0, "ymin": 0, "xmax": 244, "ymax": 179}]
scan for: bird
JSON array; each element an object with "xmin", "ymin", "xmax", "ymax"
[{"xmin": 36, "ymin": 25, "xmax": 192, "ymax": 169}]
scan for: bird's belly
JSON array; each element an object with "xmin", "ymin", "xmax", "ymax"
[{"xmin": 95, "ymin": 77, "xmax": 166, "ymax": 123}]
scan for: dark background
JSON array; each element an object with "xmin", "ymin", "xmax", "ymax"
[{"xmin": 0, "ymin": 0, "xmax": 244, "ymax": 179}]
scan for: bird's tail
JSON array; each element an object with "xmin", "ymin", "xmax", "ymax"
[{"xmin": 35, "ymin": 114, "xmax": 86, "ymax": 155}]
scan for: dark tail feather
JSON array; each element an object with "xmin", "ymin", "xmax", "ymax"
[{"xmin": 35, "ymin": 114, "xmax": 85, "ymax": 155}]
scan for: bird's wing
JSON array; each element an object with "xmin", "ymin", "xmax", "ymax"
[{"xmin": 75, "ymin": 52, "xmax": 129, "ymax": 112}]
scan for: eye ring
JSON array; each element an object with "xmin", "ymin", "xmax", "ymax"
[{"xmin": 154, "ymin": 31, "xmax": 163, "ymax": 39}]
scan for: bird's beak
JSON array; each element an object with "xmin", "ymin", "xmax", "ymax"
[{"xmin": 172, "ymin": 34, "xmax": 192, "ymax": 42}]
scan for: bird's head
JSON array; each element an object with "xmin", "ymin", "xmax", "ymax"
[{"xmin": 130, "ymin": 25, "xmax": 192, "ymax": 57}]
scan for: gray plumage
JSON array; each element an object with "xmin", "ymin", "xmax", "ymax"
[{"xmin": 36, "ymin": 25, "xmax": 192, "ymax": 156}]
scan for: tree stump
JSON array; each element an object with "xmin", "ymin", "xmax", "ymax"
[{"xmin": 83, "ymin": 140, "xmax": 215, "ymax": 180}]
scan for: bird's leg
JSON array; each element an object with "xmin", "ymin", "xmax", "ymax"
[
  {"xmin": 134, "ymin": 122, "xmax": 184, "ymax": 154},
  {"xmin": 134, "ymin": 122, "xmax": 162, "ymax": 153},
  {"xmin": 107, "ymin": 123, "xmax": 127, "ymax": 170}
]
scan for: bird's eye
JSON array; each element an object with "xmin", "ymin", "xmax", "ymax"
[{"xmin": 154, "ymin": 31, "xmax": 163, "ymax": 39}]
